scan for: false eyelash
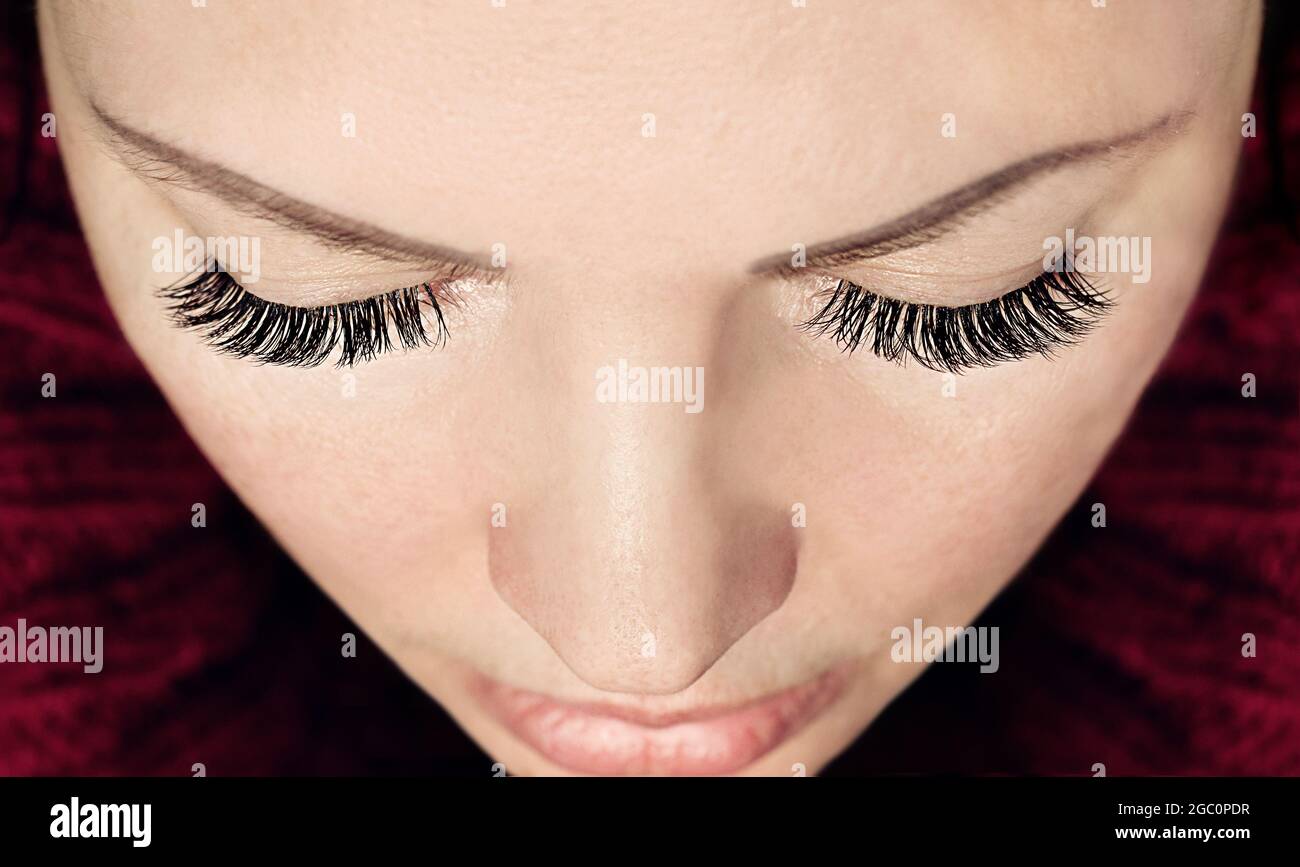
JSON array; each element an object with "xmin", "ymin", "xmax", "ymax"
[
  {"xmin": 800, "ymin": 268, "xmax": 1112, "ymax": 374},
  {"xmin": 160, "ymin": 268, "xmax": 449, "ymax": 368}
]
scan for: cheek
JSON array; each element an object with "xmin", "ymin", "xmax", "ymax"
[
  {"xmin": 145, "ymin": 354, "xmax": 502, "ymax": 600},
  {"xmin": 742, "ymin": 259, "xmax": 1205, "ymax": 652},
  {"xmin": 55, "ymin": 143, "xmax": 493, "ymax": 606},
  {"xmin": 73, "ymin": 210, "xmax": 497, "ymax": 620}
]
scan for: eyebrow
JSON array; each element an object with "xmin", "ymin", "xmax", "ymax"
[
  {"xmin": 90, "ymin": 103, "xmax": 493, "ymax": 270},
  {"xmin": 751, "ymin": 110, "xmax": 1191, "ymax": 273}
]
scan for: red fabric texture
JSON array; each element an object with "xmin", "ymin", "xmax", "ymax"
[{"xmin": 2, "ymin": 14, "xmax": 1296, "ymax": 776}]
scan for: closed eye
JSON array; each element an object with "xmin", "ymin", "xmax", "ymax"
[
  {"xmin": 798, "ymin": 267, "xmax": 1113, "ymax": 374},
  {"xmin": 160, "ymin": 267, "xmax": 454, "ymax": 368}
]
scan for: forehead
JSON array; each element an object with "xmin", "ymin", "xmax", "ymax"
[{"xmin": 56, "ymin": 0, "xmax": 1235, "ymax": 267}]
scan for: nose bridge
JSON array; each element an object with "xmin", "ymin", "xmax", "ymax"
[{"xmin": 487, "ymin": 302, "xmax": 797, "ymax": 694}]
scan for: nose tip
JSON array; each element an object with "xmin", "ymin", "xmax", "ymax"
[
  {"xmin": 557, "ymin": 626, "xmax": 744, "ymax": 696},
  {"xmin": 489, "ymin": 507, "xmax": 798, "ymax": 695}
]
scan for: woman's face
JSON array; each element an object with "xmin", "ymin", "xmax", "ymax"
[{"xmin": 40, "ymin": 0, "xmax": 1259, "ymax": 775}]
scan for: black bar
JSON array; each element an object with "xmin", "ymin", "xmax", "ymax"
[{"xmin": 0, "ymin": 776, "xmax": 1288, "ymax": 853}]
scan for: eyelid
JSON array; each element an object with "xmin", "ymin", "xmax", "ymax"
[
  {"xmin": 217, "ymin": 260, "xmax": 488, "ymax": 309},
  {"xmin": 774, "ymin": 257, "xmax": 1047, "ymax": 308},
  {"xmin": 769, "ymin": 259, "xmax": 1034, "ymax": 310},
  {"xmin": 156, "ymin": 204, "xmax": 499, "ymax": 306}
]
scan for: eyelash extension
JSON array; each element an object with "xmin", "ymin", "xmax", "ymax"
[
  {"xmin": 800, "ymin": 268, "xmax": 1112, "ymax": 374},
  {"xmin": 160, "ymin": 268, "xmax": 449, "ymax": 367}
]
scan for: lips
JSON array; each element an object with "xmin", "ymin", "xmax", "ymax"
[{"xmin": 471, "ymin": 667, "xmax": 845, "ymax": 776}]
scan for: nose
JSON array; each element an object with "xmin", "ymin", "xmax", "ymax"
[{"xmin": 488, "ymin": 374, "xmax": 798, "ymax": 695}]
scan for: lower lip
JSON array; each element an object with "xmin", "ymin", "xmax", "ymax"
[{"xmin": 471, "ymin": 668, "xmax": 845, "ymax": 776}]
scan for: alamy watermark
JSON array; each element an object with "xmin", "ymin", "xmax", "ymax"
[
  {"xmin": 0, "ymin": 618, "xmax": 103, "ymax": 673},
  {"xmin": 890, "ymin": 617, "xmax": 999, "ymax": 674},
  {"xmin": 152, "ymin": 229, "xmax": 261, "ymax": 283},
  {"xmin": 1043, "ymin": 228, "xmax": 1151, "ymax": 284},
  {"xmin": 595, "ymin": 359, "xmax": 704, "ymax": 414},
  {"xmin": 50, "ymin": 798, "xmax": 150, "ymax": 848}
]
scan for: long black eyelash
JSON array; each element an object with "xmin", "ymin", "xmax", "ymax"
[
  {"xmin": 160, "ymin": 268, "xmax": 449, "ymax": 368},
  {"xmin": 800, "ymin": 269, "xmax": 1112, "ymax": 374}
]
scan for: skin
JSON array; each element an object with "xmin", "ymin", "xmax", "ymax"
[{"xmin": 39, "ymin": 0, "xmax": 1260, "ymax": 775}]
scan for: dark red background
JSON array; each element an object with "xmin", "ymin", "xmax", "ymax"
[{"xmin": 2, "ymin": 7, "xmax": 1297, "ymax": 776}]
